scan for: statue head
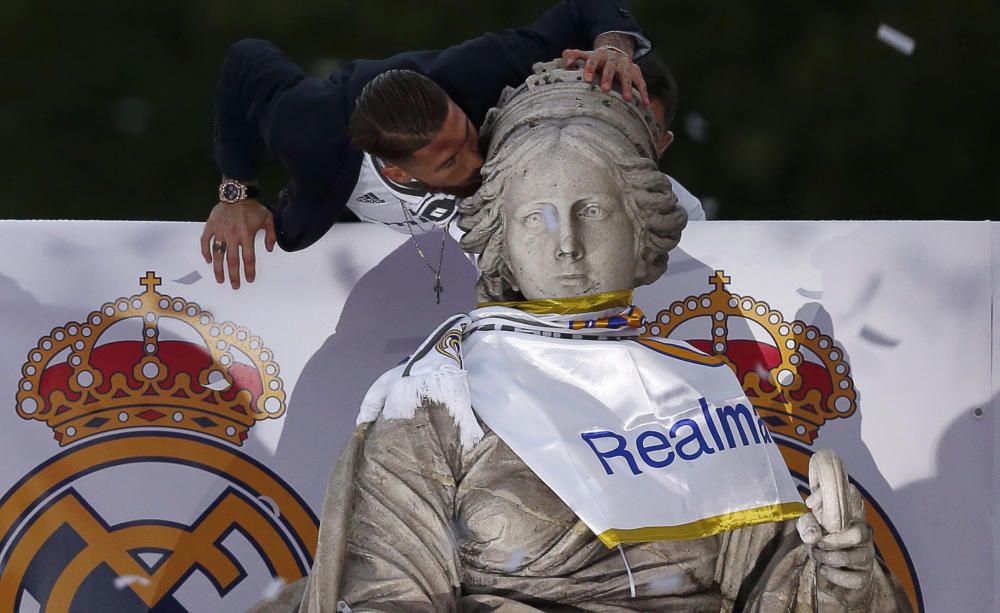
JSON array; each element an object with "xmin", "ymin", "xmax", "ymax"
[{"xmin": 458, "ymin": 61, "xmax": 687, "ymax": 302}]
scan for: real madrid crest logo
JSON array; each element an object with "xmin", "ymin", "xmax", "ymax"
[
  {"xmin": 0, "ymin": 272, "xmax": 317, "ymax": 611},
  {"xmin": 647, "ymin": 271, "xmax": 923, "ymax": 613}
]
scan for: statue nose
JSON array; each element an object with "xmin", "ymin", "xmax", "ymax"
[{"xmin": 556, "ymin": 231, "xmax": 583, "ymax": 260}]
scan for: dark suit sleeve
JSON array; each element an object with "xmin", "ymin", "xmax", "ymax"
[
  {"xmin": 511, "ymin": 0, "xmax": 645, "ymax": 61},
  {"xmin": 354, "ymin": 0, "xmax": 648, "ymax": 126},
  {"xmin": 213, "ymin": 39, "xmax": 359, "ymax": 252},
  {"xmin": 213, "ymin": 39, "xmax": 307, "ymax": 181}
]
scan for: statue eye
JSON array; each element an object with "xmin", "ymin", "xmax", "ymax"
[
  {"xmin": 522, "ymin": 212, "xmax": 544, "ymax": 227},
  {"xmin": 579, "ymin": 204, "xmax": 606, "ymax": 219}
]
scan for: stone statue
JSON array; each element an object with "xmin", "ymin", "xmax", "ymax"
[
  {"xmin": 251, "ymin": 61, "xmax": 909, "ymax": 613},
  {"xmin": 460, "ymin": 60, "xmax": 684, "ymax": 304}
]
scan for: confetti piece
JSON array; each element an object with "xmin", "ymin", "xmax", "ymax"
[
  {"xmin": 859, "ymin": 325, "xmax": 900, "ymax": 347},
  {"xmin": 796, "ymin": 288, "xmax": 824, "ymax": 299},
  {"xmin": 877, "ymin": 24, "xmax": 915, "ymax": 56},
  {"xmin": 261, "ymin": 577, "xmax": 286, "ymax": 602},
  {"xmin": 505, "ymin": 548, "xmax": 528, "ymax": 571},
  {"xmin": 173, "ymin": 271, "xmax": 202, "ymax": 285},
  {"xmin": 204, "ymin": 379, "xmax": 231, "ymax": 391},
  {"xmin": 114, "ymin": 575, "xmax": 151, "ymax": 590},
  {"xmin": 17, "ymin": 591, "xmax": 40, "ymax": 613},
  {"xmin": 258, "ymin": 495, "xmax": 281, "ymax": 518},
  {"xmin": 684, "ymin": 112, "xmax": 708, "ymax": 143},
  {"xmin": 701, "ymin": 197, "xmax": 720, "ymax": 220},
  {"xmin": 541, "ymin": 203, "xmax": 559, "ymax": 234},
  {"xmin": 648, "ymin": 571, "xmax": 685, "ymax": 595},
  {"xmin": 204, "ymin": 370, "xmax": 231, "ymax": 391}
]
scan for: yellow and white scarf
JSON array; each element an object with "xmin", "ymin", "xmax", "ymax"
[{"xmin": 359, "ymin": 290, "xmax": 806, "ymax": 546}]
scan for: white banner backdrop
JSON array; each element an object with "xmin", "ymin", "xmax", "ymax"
[{"xmin": 0, "ymin": 220, "xmax": 995, "ymax": 612}]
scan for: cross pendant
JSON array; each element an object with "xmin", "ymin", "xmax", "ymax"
[{"xmin": 434, "ymin": 278, "xmax": 443, "ymax": 304}]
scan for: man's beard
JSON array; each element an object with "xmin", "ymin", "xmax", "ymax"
[{"xmin": 425, "ymin": 174, "xmax": 483, "ymax": 199}]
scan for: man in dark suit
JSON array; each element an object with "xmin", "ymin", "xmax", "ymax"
[{"xmin": 202, "ymin": 0, "xmax": 652, "ymax": 288}]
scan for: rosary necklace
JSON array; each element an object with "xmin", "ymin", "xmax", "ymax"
[{"xmin": 399, "ymin": 201, "xmax": 448, "ymax": 304}]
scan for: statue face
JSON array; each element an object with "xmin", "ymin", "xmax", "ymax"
[{"xmin": 502, "ymin": 149, "xmax": 638, "ymax": 300}]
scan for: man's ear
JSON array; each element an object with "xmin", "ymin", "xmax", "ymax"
[
  {"xmin": 381, "ymin": 162, "xmax": 414, "ymax": 184},
  {"xmin": 656, "ymin": 130, "xmax": 674, "ymax": 157}
]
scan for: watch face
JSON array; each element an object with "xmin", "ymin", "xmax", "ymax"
[{"xmin": 221, "ymin": 183, "xmax": 242, "ymax": 202}]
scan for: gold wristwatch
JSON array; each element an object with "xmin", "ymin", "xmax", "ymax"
[{"xmin": 218, "ymin": 178, "xmax": 260, "ymax": 204}]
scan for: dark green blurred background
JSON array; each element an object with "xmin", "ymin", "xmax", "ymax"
[{"xmin": 2, "ymin": 0, "xmax": 997, "ymax": 221}]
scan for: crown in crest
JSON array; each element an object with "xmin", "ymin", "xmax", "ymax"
[
  {"xmin": 15, "ymin": 272, "xmax": 286, "ymax": 446},
  {"xmin": 644, "ymin": 271, "xmax": 856, "ymax": 445}
]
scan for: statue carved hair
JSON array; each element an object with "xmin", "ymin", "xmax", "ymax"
[{"xmin": 457, "ymin": 60, "xmax": 688, "ymax": 302}]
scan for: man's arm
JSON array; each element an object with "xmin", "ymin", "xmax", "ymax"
[
  {"xmin": 501, "ymin": 0, "xmax": 652, "ymax": 102},
  {"xmin": 369, "ymin": 0, "xmax": 653, "ymax": 124},
  {"xmin": 501, "ymin": 0, "xmax": 647, "ymax": 64},
  {"xmin": 213, "ymin": 39, "xmax": 305, "ymax": 182},
  {"xmin": 205, "ymin": 39, "xmax": 350, "ymax": 288},
  {"xmin": 565, "ymin": 31, "xmax": 648, "ymax": 104}
]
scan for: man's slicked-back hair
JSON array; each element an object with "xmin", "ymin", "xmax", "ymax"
[
  {"xmin": 348, "ymin": 69, "xmax": 450, "ymax": 162},
  {"xmin": 635, "ymin": 53, "xmax": 678, "ymax": 129}
]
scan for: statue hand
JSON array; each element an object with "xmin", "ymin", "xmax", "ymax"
[{"xmin": 797, "ymin": 449, "xmax": 876, "ymax": 608}]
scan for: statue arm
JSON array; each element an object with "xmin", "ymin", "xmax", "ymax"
[
  {"xmin": 715, "ymin": 451, "xmax": 913, "ymax": 612},
  {"xmin": 714, "ymin": 520, "xmax": 909, "ymax": 612},
  {"xmin": 336, "ymin": 405, "xmax": 466, "ymax": 612}
]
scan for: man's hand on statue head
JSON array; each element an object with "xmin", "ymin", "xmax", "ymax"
[
  {"xmin": 200, "ymin": 199, "xmax": 276, "ymax": 290},
  {"xmin": 561, "ymin": 47, "xmax": 650, "ymax": 106}
]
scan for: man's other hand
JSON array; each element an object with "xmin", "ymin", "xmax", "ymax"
[
  {"xmin": 201, "ymin": 200, "xmax": 276, "ymax": 289},
  {"xmin": 561, "ymin": 48, "xmax": 649, "ymax": 106}
]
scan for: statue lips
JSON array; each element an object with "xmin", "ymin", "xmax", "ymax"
[
  {"xmin": 556, "ymin": 271, "xmax": 587, "ymax": 282},
  {"xmin": 555, "ymin": 272, "xmax": 596, "ymax": 294}
]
